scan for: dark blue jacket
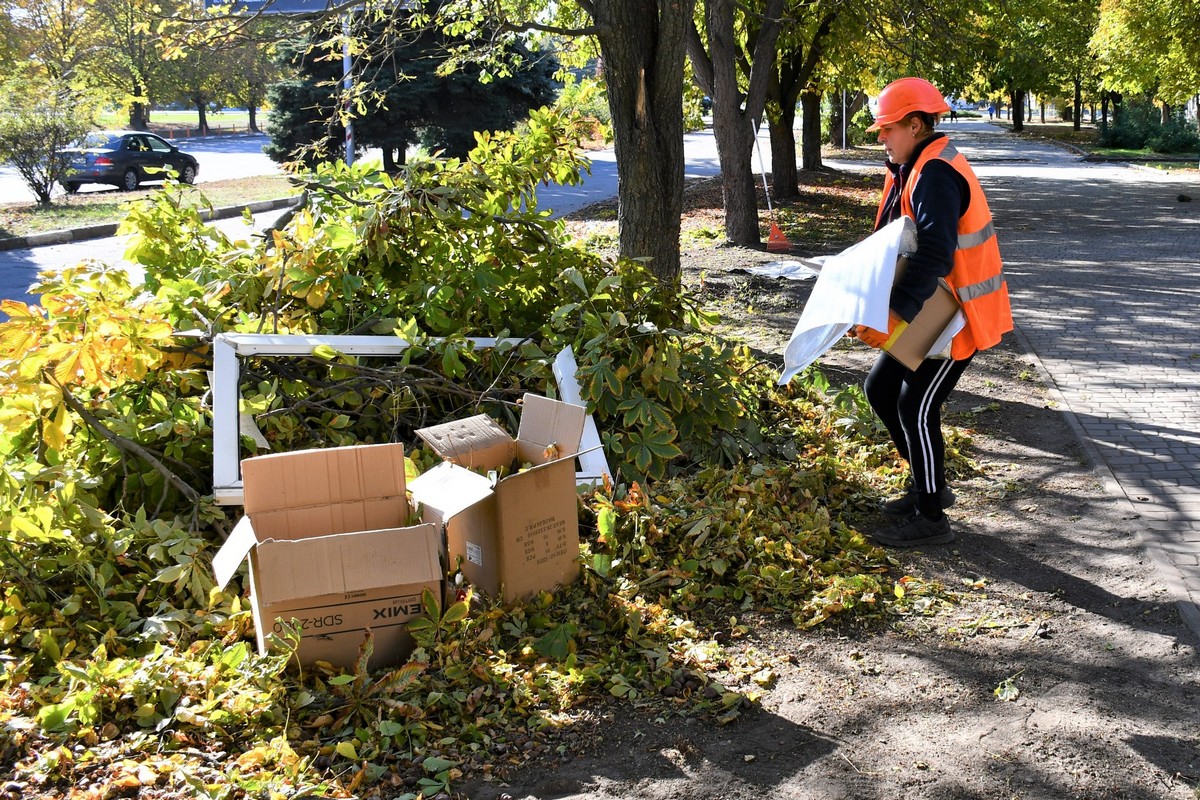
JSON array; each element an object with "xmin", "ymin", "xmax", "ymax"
[{"xmin": 875, "ymin": 133, "xmax": 970, "ymax": 323}]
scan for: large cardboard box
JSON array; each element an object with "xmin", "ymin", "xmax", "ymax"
[
  {"xmin": 409, "ymin": 394, "xmax": 586, "ymax": 602},
  {"xmin": 212, "ymin": 443, "xmax": 443, "ymax": 669}
]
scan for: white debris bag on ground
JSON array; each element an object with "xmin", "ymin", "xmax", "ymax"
[{"xmin": 777, "ymin": 217, "xmax": 917, "ymax": 384}]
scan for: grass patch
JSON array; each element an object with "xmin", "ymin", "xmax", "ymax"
[
  {"xmin": 0, "ymin": 175, "xmax": 298, "ymax": 240},
  {"xmin": 97, "ymin": 109, "xmax": 255, "ymax": 134}
]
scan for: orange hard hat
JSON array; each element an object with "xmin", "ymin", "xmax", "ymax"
[{"xmin": 867, "ymin": 77, "xmax": 951, "ymax": 131}]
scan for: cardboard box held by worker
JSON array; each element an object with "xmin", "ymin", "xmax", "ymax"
[
  {"xmin": 211, "ymin": 443, "xmax": 442, "ymax": 670},
  {"xmin": 885, "ymin": 258, "xmax": 965, "ymax": 370},
  {"xmin": 409, "ymin": 393, "xmax": 586, "ymax": 603}
]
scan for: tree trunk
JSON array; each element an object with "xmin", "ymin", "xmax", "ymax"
[
  {"xmin": 195, "ymin": 99, "xmax": 209, "ymax": 135},
  {"xmin": 768, "ymin": 105, "xmax": 797, "ymax": 201},
  {"xmin": 129, "ymin": 84, "xmax": 149, "ymax": 130},
  {"xmin": 827, "ymin": 89, "xmax": 865, "ymax": 148},
  {"xmin": 686, "ymin": 0, "xmax": 784, "ymax": 246},
  {"xmin": 707, "ymin": 0, "xmax": 756, "ymax": 243},
  {"xmin": 1080, "ymin": 76, "xmax": 1089, "ymax": 131},
  {"xmin": 799, "ymin": 89, "xmax": 822, "ymax": 170},
  {"xmin": 248, "ymin": 100, "xmax": 260, "ymax": 133},
  {"xmin": 1010, "ymin": 89, "xmax": 1025, "ymax": 133},
  {"xmin": 595, "ymin": 0, "xmax": 692, "ymax": 288},
  {"xmin": 1110, "ymin": 91, "xmax": 1124, "ymax": 126},
  {"xmin": 764, "ymin": 11, "xmax": 837, "ymax": 198},
  {"xmin": 764, "ymin": 69, "xmax": 800, "ymax": 199}
]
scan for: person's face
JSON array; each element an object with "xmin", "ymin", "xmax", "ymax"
[{"xmin": 877, "ymin": 116, "xmax": 923, "ymax": 164}]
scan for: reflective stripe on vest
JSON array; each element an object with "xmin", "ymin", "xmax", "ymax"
[
  {"xmin": 958, "ymin": 220, "xmax": 995, "ymax": 250},
  {"xmin": 956, "ymin": 272, "xmax": 1005, "ymax": 303}
]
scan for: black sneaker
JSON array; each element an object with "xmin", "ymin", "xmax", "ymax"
[
  {"xmin": 872, "ymin": 512, "xmax": 955, "ymax": 547},
  {"xmin": 880, "ymin": 486, "xmax": 956, "ymax": 517}
]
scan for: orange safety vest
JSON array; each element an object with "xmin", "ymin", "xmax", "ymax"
[{"xmin": 875, "ymin": 137, "xmax": 1013, "ymax": 360}]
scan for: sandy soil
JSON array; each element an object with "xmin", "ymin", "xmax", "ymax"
[{"xmin": 455, "ymin": 176, "xmax": 1200, "ymax": 800}]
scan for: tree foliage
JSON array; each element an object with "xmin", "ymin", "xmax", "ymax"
[
  {"xmin": 1091, "ymin": 0, "xmax": 1200, "ymax": 107},
  {"xmin": 264, "ymin": 14, "xmax": 559, "ymax": 170}
]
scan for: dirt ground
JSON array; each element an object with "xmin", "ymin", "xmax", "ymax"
[{"xmin": 456, "ymin": 176, "xmax": 1200, "ymax": 800}]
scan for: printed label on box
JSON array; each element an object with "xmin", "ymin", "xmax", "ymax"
[{"xmin": 466, "ymin": 541, "xmax": 483, "ymax": 566}]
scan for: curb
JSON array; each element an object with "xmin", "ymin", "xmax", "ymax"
[{"xmin": 0, "ymin": 195, "xmax": 300, "ymax": 253}]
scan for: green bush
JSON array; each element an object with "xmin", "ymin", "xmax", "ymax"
[
  {"xmin": 848, "ymin": 107, "xmax": 877, "ymax": 146},
  {"xmin": 1099, "ymin": 99, "xmax": 1200, "ymax": 153},
  {"xmin": 555, "ymin": 74, "xmax": 612, "ymax": 142},
  {"xmin": 1146, "ymin": 111, "xmax": 1200, "ymax": 154}
]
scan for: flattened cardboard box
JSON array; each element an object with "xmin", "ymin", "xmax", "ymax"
[
  {"xmin": 409, "ymin": 393, "xmax": 586, "ymax": 602},
  {"xmin": 212, "ymin": 443, "xmax": 442, "ymax": 669},
  {"xmin": 887, "ymin": 257, "xmax": 964, "ymax": 370},
  {"xmin": 885, "ymin": 280, "xmax": 962, "ymax": 370}
]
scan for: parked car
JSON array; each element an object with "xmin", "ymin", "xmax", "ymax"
[{"xmin": 59, "ymin": 131, "xmax": 199, "ymax": 192}]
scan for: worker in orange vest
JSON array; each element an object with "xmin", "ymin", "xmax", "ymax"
[{"xmin": 853, "ymin": 76, "xmax": 1014, "ymax": 547}]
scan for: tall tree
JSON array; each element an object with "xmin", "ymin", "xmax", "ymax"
[
  {"xmin": 686, "ymin": 0, "xmax": 785, "ymax": 245},
  {"xmin": 6, "ymin": 0, "xmax": 99, "ymax": 80},
  {"xmin": 1041, "ymin": 0, "xmax": 1099, "ymax": 130},
  {"xmin": 1091, "ymin": 0, "xmax": 1200, "ymax": 117},
  {"xmin": 421, "ymin": 0, "xmax": 692, "ymax": 287},
  {"xmin": 88, "ymin": 0, "xmax": 175, "ymax": 128},
  {"xmin": 162, "ymin": 2, "xmax": 236, "ymax": 134},
  {"xmin": 763, "ymin": 3, "xmax": 845, "ymax": 196},
  {"xmin": 227, "ymin": 35, "xmax": 279, "ymax": 133}
]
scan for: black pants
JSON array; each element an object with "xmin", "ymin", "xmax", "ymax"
[{"xmin": 863, "ymin": 352, "xmax": 974, "ymax": 496}]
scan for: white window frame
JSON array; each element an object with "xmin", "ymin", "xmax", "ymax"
[{"xmin": 211, "ymin": 333, "xmax": 610, "ymax": 504}]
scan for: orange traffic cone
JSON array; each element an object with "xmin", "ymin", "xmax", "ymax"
[{"xmin": 767, "ymin": 220, "xmax": 790, "ymax": 252}]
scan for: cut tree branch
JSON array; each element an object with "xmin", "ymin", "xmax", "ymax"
[{"xmin": 52, "ymin": 379, "xmax": 202, "ymax": 504}]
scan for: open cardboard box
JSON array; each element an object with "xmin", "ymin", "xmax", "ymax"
[
  {"xmin": 409, "ymin": 393, "xmax": 586, "ymax": 602},
  {"xmin": 212, "ymin": 443, "xmax": 442, "ymax": 670}
]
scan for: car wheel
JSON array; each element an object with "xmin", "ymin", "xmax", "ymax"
[
  {"xmin": 121, "ymin": 169, "xmax": 140, "ymax": 191},
  {"xmin": 62, "ymin": 182, "xmax": 81, "ymax": 194},
  {"xmin": 181, "ymin": 164, "xmax": 196, "ymax": 185}
]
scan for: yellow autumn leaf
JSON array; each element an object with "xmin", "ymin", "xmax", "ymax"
[
  {"xmin": 93, "ymin": 317, "xmax": 123, "ymax": 338},
  {"xmin": 0, "ymin": 325, "xmax": 42, "ymax": 358},
  {"xmin": 235, "ymin": 746, "xmax": 273, "ymax": 769},
  {"xmin": 141, "ymin": 319, "xmax": 175, "ymax": 340},
  {"xmin": 334, "ymin": 740, "xmax": 358, "ymax": 760},
  {"xmin": 79, "ymin": 343, "xmax": 107, "ymax": 387},
  {"xmin": 43, "ymin": 403, "xmax": 73, "ymax": 452},
  {"xmin": 306, "ymin": 283, "xmax": 330, "ymax": 308},
  {"xmin": 43, "ymin": 341, "xmax": 80, "ymax": 361},
  {"xmin": 52, "ymin": 351, "xmax": 82, "ymax": 385},
  {"xmin": 0, "ymin": 299, "xmax": 43, "ymax": 321},
  {"xmin": 272, "ymin": 737, "xmax": 301, "ymax": 770}
]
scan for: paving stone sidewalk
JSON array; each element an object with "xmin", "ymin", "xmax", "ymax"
[{"xmin": 949, "ymin": 120, "xmax": 1200, "ymax": 635}]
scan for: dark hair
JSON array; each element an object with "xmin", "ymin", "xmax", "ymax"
[{"xmin": 905, "ymin": 111, "xmax": 939, "ymax": 132}]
